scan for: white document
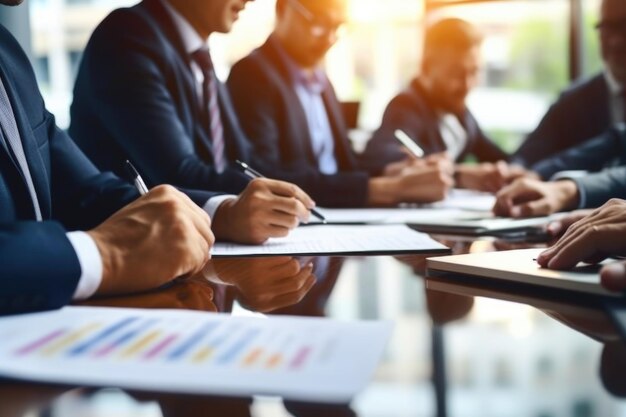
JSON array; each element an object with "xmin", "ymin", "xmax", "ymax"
[
  {"xmin": 426, "ymin": 189, "xmax": 496, "ymax": 212},
  {"xmin": 0, "ymin": 306, "xmax": 392, "ymax": 403},
  {"xmin": 427, "ymin": 248, "xmax": 621, "ymax": 297},
  {"xmin": 314, "ymin": 207, "xmax": 474, "ymax": 225},
  {"xmin": 211, "ymin": 225, "xmax": 449, "ymax": 257}
]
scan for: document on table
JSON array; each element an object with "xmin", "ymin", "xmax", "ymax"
[
  {"xmin": 211, "ymin": 225, "xmax": 449, "ymax": 257},
  {"xmin": 426, "ymin": 189, "xmax": 496, "ymax": 212},
  {"xmin": 314, "ymin": 207, "xmax": 482, "ymax": 225},
  {"xmin": 0, "ymin": 306, "xmax": 392, "ymax": 403}
]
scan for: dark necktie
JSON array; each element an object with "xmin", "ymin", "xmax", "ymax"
[
  {"xmin": 621, "ymin": 90, "xmax": 626, "ymax": 123},
  {"xmin": 191, "ymin": 48, "xmax": 227, "ymax": 173},
  {"xmin": 0, "ymin": 76, "xmax": 42, "ymax": 221}
]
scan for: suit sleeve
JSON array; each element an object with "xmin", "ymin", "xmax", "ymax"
[
  {"xmin": 360, "ymin": 95, "xmax": 418, "ymax": 174},
  {"xmin": 0, "ymin": 221, "xmax": 80, "ymax": 315},
  {"xmin": 572, "ymin": 166, "xmax": 626, "ymax": 208},
  {"xmin": 227, "ymin": 59, "xmax": 370, "ymax": 208},
  {"xmin": 75, "ymin": 13, "xmax": 246, "ymax": 194},
  {"xmin": 531, "ymin": 128, "xmax": 622, "ymax": 180}
]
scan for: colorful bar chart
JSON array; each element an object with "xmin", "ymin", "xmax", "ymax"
[
  {"xmin": 0, "ymin": 307, "xmax": 392, "ymax": 403},
  {"xmin": 11, "ymin": 315, "xmax": 319, "ymax": 372}
]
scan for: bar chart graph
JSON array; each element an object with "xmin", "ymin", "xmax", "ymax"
[
  {"xmin": 0, "ymin": 307, "xmax": 391, "ymax": 402},
  {"xmin": 12, "ymin": 315, "xmax": 319, "ymax": 371}
]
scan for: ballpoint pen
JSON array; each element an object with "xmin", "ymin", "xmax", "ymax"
[
  {"xmin": 394, "ymin": 129, "xmax": 425, "ymax": 158},
  {"xmin": 235, "ymin": 160, "xmax": 327, "ymax": 224},
  {"xmin": 125, "ymin": 160, "xmax": 149, "ymax": 196}
]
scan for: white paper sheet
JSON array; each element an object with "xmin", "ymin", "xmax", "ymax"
[
  {"xmin": 314, "ymin": 207, "xmax": 483, "ymax": 225},
  {"xmin": 426, "ymin": 189, "xmax": 496, "ymax": 211},
  {"xmin": 0, "ymin": 306, "xmax": 392, "ymax": 403},
  {"xmin": 211, "ymin": 225, "xmax": 449, "ymax": 257}
]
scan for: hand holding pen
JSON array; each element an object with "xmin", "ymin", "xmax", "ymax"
[{"xmin": 236, "ymin": 160, "xmax": 327, "ymax": 224}]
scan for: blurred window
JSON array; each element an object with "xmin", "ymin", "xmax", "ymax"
[{"xmin": 28, "ymin": 0, "xmax": 603, "ymax": 153}]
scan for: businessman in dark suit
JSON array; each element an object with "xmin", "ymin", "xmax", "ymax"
[
  {"xmin": 69, "ymin": 0, "xmax": 316, "ymax": 241},
  {"xmin": 0, "ymin": 0, "xmax": 312, "ymax": 316},
  {"xmin": 362, "ymin": 18, "xmax": 522, "ymax": 193},
  {"xmin": 530, "ymin": 125, "xmax": 626, "ymax": 180},
  {"xmin": 513, "ymin": 0, "xmax": 625, "ymax": 167},
  {"xmin": 227, "ymin": 0, "xmax": 453, "ymax": 208}
]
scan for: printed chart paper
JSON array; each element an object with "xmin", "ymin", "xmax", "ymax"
[{"xmin": 0, "ymin": 307, "xmax": 392, "ymax": 403}]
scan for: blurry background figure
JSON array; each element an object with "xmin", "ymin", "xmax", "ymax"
[
  {"xmin": 227, "ymin": 0, "xmax": 454, "ymax": 208},
  {"xmin": 362, "ymin": 18, "xmax": 530, "ymax": 193}
]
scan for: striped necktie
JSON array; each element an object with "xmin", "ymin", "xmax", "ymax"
[
  {"xmin": 192, "ymin": 48, "xmax": 227, "ymax": 173},
  {"xmin": 0, "ymin": 76, "xmax": 42, "ymax": 221}
]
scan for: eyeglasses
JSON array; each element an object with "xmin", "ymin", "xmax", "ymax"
[
  {"xmin": 595, "ymin": 19, "xmax": 626, "ymax": 37},
  {"xmin": 287, "ymin": 0, "xmax": 346, "ymax": 38}
]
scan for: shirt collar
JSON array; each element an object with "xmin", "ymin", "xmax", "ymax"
[
  {"xmin": 605, "ymin": 69, "xmax": 624, "ymax": 96},
  {"xmin": 270, "ymin": 35, "xmax": 327, "ymax": 94},
  {"xmin": 161, "ymin": 0, "xmax": 206, "ymax": 55}
]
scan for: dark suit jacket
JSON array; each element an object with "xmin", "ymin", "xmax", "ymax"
[
  {"xmin": 0, "ymin": 23, "xmax": 139, "ymax": 315},
  {"xmin": 514, "ymin": 73, "xmax": 613, "ymax": 166},
  {"xmin": 69, "ymin": 0, "xmax": 250, "ymax": 194},
  {"xmin": 0, "ymin": 23, "xmax": 217, "ymax": 315},
  {"xmin": 227, "ymin": 37, "xmax": 370, "ymax": 208},
  {"xmin": 362, "ymin": 79, "xmax": 507, "ymax": 172},
  {"xmin": 531, "ymin": 126, "xmax": 626, "ymax": 180}
]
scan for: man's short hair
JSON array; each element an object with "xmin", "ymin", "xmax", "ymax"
[{"xmin": 423, "ymin": 18, "xmax": 483, "ymax": 60}]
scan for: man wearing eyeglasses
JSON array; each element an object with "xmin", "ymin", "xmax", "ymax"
[
  {"xmin": 513, "ymin": 0, "xmax": 626, "ymax": 168},
  {"xmin": 227, "ymin": 0, "xmax": 453, "ymax": 208}
]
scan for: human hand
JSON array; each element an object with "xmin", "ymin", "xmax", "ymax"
[
  {"xmin": 88, "ymin": 185, "xmax": 214, "ymax": 296},
  {"xmin": 211, "ymin": 257, "xmax": 316, "ymax": 312},
  {"xmin": 545, "ymin": 209, "xmax": 594, "ymax": 239},
  {"xmin": 369, "ymin": 162, "xmax": 454, "ymax": 206},
  {"xmin": 492, "ymin": 178, "xmax": 579, "ymax": 218},
  {"xmin": 537, "ymin": 199, "xmax": 626, "ymax": 270},
  {"xmin": 382, "ymin": 152, "xmax": 451, "ymax": 177},
  {"xmin": 212, "ymin": 178, "xmax": 314, "ymax": 244},
  {"xmin": 601, "ymin": 261, "xmax": 626, "ymax": 292},
  {"xmin": 455, "ymin": 161, "xmax": 509, "ymax": 192}
]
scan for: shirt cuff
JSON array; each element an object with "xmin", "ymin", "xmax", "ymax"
[
  {"xmin": 66, "ymin": 231, "xmax": 103, "ymax": 300},
  {"xmin": 569, "ymin": 178, "xmax": 587, "ymax": 209},
  {"xmin": 203, "ymin": 195, "xmax": 237, "ymax": 219}
]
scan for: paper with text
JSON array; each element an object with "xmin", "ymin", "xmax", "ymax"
[{"xmin": 212, "ymin": 225, "xmax": 449, "ymax": 257}]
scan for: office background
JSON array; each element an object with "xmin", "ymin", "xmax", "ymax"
[{"xmin": 1, "ymin": 1, "xmax": 620, "ymax": 416}]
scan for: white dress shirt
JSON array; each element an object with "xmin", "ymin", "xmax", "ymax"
[
  {"xmin": 69, "ymin": 0, "xmax": 236, "ymax": 300},
  {"xmin": 438, "ymin": 113, "xmax": 468, "ymax": 161}
]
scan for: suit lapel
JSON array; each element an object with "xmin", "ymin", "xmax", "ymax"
[
  {"xmin": 0, "ymin": 52, "xmax": 51, "ymax": 219},
  {"xmin": 141, "ymin": 0, "xmax": 207, "ymax": 153},
  {"xmin": 262, "ymin": 41, "xmax": 318, "ymax": 166}
]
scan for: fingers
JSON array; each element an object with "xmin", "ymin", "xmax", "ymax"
[
  {"xmin": 493, "ymin": 179, "xmax": 542, "ymax": 217},
  {"xmin": 601, "ymin": 262, "xmax": 626, "ymax": 292},
  {"xmin": 256, "ymin": 178, "xmax": 316, "ymax": 209},
  {"xmin": 509, "ymin": 198, "xmax": 552, "ymax": 218}
]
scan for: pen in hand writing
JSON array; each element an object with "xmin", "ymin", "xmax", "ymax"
[
  {"xmin": 125, "ymin": 160, "xmax": 149, "ymax": 196},
  {"xmin": 235, "ymin": 160, "xmax": 327, "ymax": 224},
  {"xmin": 394, "ymin": 129, "xmax": 425, "ymax": 159}
]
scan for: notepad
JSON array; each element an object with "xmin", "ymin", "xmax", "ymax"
[
  {"xmin": 211, "ymin": 225, "xmax": 449, "ymax": 257},
  {"xmin": 427, "ymin": 248, "xmax": 623, "ymax": 297},
  {"xmin": 0, "ymin": 306, "xmax": 392, "ymax": 403}
]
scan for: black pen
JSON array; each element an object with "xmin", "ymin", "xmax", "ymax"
[
  {"xmin": 235, "ymin": 160, "xmax": 327, "ymax": 224},
  {"xmin": 125, "ymin": 160, "xmax": 149, "ymax": 196}
]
